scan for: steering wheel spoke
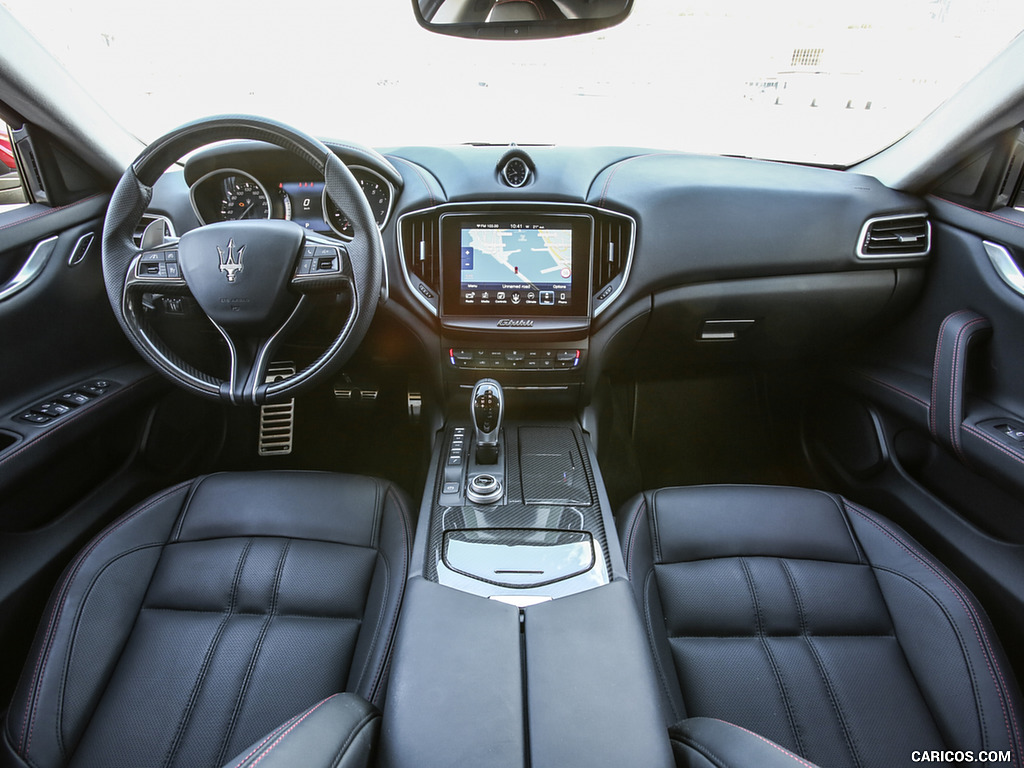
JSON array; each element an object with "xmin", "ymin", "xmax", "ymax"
[
  {"xmin": 290, "ymin": 237, "xmax": 353, "ymax": 293},
  {"xmin": 125, "ymin": 242, "xmax": 188, "ymax": 291}
]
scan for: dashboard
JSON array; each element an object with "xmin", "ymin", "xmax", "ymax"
[{"xmin": 151, "ymin": 140, "xmax": 932, "ymax": 395}]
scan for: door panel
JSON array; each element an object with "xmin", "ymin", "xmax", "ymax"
[{"xmin": 809, "ymin": 195, "xmax": 1024, "ymax": 681}]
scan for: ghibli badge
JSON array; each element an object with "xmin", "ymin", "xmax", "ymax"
[
  {"xmin": 497, "ymin": 319, "xmax": 534, "ymax": 327},
  {"xmin": 217, "ymin": 238, "xmax": 245, "ymax": 283}
]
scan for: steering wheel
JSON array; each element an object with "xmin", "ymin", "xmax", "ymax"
[{"xmin": 101, "ymin": 115, "xmax": 382, "ymax": 405}]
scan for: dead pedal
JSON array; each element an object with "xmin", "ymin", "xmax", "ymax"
[{"xmin": 258, "ymin": 362, "xmax": 296, "ymax": 456}]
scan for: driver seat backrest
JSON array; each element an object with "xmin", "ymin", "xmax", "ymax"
[{"xmin": 3, "ymin": 471, "xmax": 411, "ymax": 768}]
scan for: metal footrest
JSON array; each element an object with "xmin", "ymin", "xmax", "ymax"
[{"xmin": 258, "ymin": 362, "xmax": 296, "ymax": 456}]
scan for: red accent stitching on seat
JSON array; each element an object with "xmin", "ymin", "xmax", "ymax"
[
  {"xmin": 236, "ymin": 694, "xmax": 337, "ymax": 768},
  {"xmin": 20, "ymin": 480, "xmax": 193, "ymax": 755},
  {"xmin": 844, "ymin": 502, "xmax": 1022, "ymax": 763},
  {"xmin": 710, "ymin": 719, "xmax": 819, "ymax": 768}
]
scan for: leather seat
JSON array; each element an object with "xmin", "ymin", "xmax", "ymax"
[
  {"xmin": 618, "ymin": 485, "xmax": 1023, "ymax": 768},
  {"xmin": 2, "ymin": 471, "xmax": 412, "ymax": 768}
]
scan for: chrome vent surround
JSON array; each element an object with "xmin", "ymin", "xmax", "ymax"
[
  {"xmin": 398, "ymin": 211, "xmax": 440, "ymax": 312},
  {"xmin": 857, "ymin": 213, "xmax": 930, "ymax": 258},
  {"xmin": 501, "ymin": 156, "xmax": 530, "ymax": 188},
  {"xmin": 591, "ymin": 210, "xmax": 636, "ymax": 316}
]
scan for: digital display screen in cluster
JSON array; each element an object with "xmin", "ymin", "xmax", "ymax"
[{"xmin": 279, "ymin": 181, "xmax": 332, "ymax": 234}]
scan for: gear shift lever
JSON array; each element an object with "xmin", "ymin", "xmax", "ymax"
[{"xmin": 471, "ymin": 378, "xmax": 503, "ymax": 464}]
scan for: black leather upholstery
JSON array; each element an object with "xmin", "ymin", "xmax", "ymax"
[
  {"xmin": 619, "ymin": 485, "xmax": 1023, "ymax": 768},
  {"xmin": 3, "ymin": 471, "xmax": 412, "ymax": 768}
]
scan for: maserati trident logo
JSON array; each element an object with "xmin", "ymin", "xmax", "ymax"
[
  {"xmin": 217, "ymin": 238, "xmax": 245, "ymax": 283},
  {"xmin": 497, "ymin": 319, "xmax": 534, "ymax": 328}
]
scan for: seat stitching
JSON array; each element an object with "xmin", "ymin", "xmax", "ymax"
[
  {"xmin": 214, "ymin": 539, "xmax": 292, "ymax": 766},
  {"xmin": 709, "ymin": 719, "xmax": 821, "ymax": 768},
  {"xmin": 649, "ymin": 491, "xmax": 663, "ymax": 564},
  {"xmin": 667, "ymin": 731, "xmax": 730, "ymax": 768},
  {"xmin": 782, "ymin": 559, "xmax": 863, "ymax": 768},
  {"xmin": 739, "ymin": 557, "xmax": 805, "ymax": 756},
  {"xmin": 20, "ymin": 480, "xmax": 192, "ymax": 757},
  {"xmin": 355, "ymin": 551, "xmax": 389, "ymax": 700},
  {"xmin": 867, "ymin": 563, "xmax": 984, "ymax": 748},
  {"xmin": 139, "ymin": 607, "xmax": 363, "ymax": 620},
  {"xmin": 366, "ymin": 485, "xmax": 411, "ymax": 706},
  {"xmin": 645, "ymin": 568, "xmax": 683, "ymax": 723},
  {"xmin": 328, "ymin": 710, "xmax": 380, "ymax": 768},
  {"xmin": 624, "ymin": 498, "xmax": 648, "ymax": 580},
  {"xmin": 844, "ymin": 501, "xmax": 1021, "ymax": 762},
  {"xmin": 173, "ymin": 475, "xmax": 210, "ymax": 542},
  {"xmin": 161, "ymin": 539, "xmax": 253, "ymax": 768},
  {"xmin": 55, "ymin": 543, "xmax": 168, "ymax": 760},
  {"xmin": 812, "ymin": 489, "xmax": 865, "ymax": 564},
  {"xmin": 229, "ymin": 694, "xmax": 338, "ymax": 768}
]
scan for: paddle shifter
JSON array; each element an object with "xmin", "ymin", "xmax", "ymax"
[{"xmin": 471, "ymin": 378, "xmax": 503, "ymax": 465}]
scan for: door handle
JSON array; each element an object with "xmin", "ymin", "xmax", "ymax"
[
  {"xmin": 930, "ymin": 309, "xmax": 992, "ymax": 464},
  {"xmin": 0, "ymin": 235, "xmax": 57, "ymax": 301}
]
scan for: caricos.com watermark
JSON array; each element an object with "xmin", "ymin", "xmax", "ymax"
[{"xmin": 911, "ymin": 751, "xmax": 1014, "ymax": 763}]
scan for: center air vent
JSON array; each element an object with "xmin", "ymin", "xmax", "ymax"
[
  {"xmin": 858, "ymin": 214, "xmax": 930, "ymax": 258},
  {"xmin": 399, "ymin": 211, "xmax": 440, "ymax": 313},
  {"xmin": 591, "ymin": 211, "xmax": 636, "ymax": 316}
]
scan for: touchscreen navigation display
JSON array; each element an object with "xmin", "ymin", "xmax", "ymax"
[
  {"xmin": 460, "ymin": 224, "xmax": 572, "ymax": 309},
  {"xmin": 440, "ymin": 212, "xmax": 592, "ymax": 320}
]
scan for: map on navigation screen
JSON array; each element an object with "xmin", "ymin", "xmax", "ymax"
[{"xmin": 459, "ymin": 225, "xmax": 572, "ymax": 308}]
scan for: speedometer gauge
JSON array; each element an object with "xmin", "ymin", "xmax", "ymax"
[{"xmin": 219, "ymin": 175, "xmax": 270, "ymax": 220}]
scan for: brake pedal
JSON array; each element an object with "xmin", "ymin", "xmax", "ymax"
[{"xmin": 258, "ymin": 362, "xmax": 296, "ymax": 456}]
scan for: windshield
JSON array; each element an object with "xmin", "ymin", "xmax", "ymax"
[{"xmin": 4, "ymin": 0, "xmax": 1024, "ymax": 166}]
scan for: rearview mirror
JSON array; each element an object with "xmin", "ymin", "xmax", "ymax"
[{"xmin": 413, "ymin": 0, "xmax": 633, "ymax": 39}]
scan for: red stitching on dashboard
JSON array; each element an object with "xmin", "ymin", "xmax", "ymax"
[
  {"xmin": 844, "ymin": 502, "xmax": 1022, "ymax": 761},
  {"xmin": 0, "ymin": 194, "xmax": 105, "ymax": 232}
]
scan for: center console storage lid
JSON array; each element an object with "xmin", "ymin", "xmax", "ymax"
[
  {"xmin": 523, "ymin": 580, "xmax": 675, "ymax": 768},
  {"xmin": 379, "ymin": 578, "xmax": 525, "ymax": 768}
]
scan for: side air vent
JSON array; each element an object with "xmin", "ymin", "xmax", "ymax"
[
  {"xmin": 399, "ymin": 212, "xmax": 440, "ymax": 313},
  {"xmin": 591, "ymin": 211, "xmax": 636, "ymax": 316},
  {"xmin": 857, "ymin": 214, "xmax": 930, "ymax": 258},
  {"xmin": 133, "ymin": 214, "xmax": 176, "ymax": 247}
]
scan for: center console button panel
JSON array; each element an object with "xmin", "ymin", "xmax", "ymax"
[{"xmin": 449, "ymin": 346, "xmax": 583, "ymax": 370}]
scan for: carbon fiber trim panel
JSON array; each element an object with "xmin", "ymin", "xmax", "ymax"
[{"xmin": 426, "ymin": 421, "xmax": 612, "ymax": 598}]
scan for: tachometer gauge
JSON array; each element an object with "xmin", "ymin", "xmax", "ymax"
[{"xmin": 219, "ymin": 174, "xmax": 270, "ymax": 220}]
